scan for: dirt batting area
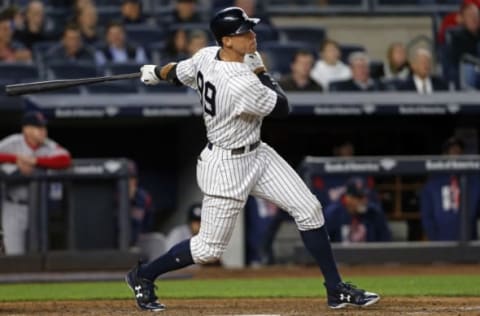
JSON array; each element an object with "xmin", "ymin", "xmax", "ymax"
[{"xmin": 1, "ymin": 264, "xmax": 479, "ymax": 316}]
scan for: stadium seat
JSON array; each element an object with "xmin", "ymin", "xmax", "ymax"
[
  {"xmin": 106, "ymin": 62, "xmax": 143, "ymax": 75},
  {"xmin": 125, "ymin": 25, "xmax": 167, "ymax": 47},
  {"xmin": 339, "ymin": 44, "xmax": 365, "ymax": 63},
  {"xmin": 87, "ymin": 82, "xmax": 138, "ymax": 94},
  {"xmin": 47, "ymin": 62, "xmax": 98, "ymax": 80},
  {"xmin": 142, "ymin": 82, "xmax": 188, "ymax": 93},
  {"xmin": 97, "ymin": 6, "xmax": 122, "ymax": 27},
  {"xmin": 253, "ymin": 24, "xmax": 280, "ymax": 43},
  {"xmin": 369, "ymin": 59, "xmax": 384, "ymax": 79},
  {"xmin": 259, "ymin": 41, "xmax": 313, "ymax": 76},
  {"xmin": 278, "ymin": 26, "xmax": 325, "ymax": 49},
  {"xmin": 0, "ymin": 63, "xmax": 40, "ymax": 84}
]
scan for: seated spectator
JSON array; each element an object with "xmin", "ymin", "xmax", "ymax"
[
  {"xmin": 310, "ymin": 39, "xmax": 351, "ymax": 91},
  {"xmin": 45, "ymin": 23, "xmax": 95, "ymax": 63},
  {"xmin": 0, "ymin": 12, "xmax": 32, "ymax": 63},
  {"xmin": 121, "ymin": 0, "xmax": 147, "ymax": 25},
  {"xmin": 398, "ymin": 48, "xmax": 449, "ymax": 93},
  {"xmin": 186, "ymin": 29, "xmax": 208, "ymax": 57},
  {"xmin": 447, "ymin": 3, "xmax": 480, "ymax": 88},
  {"xmin": 73, "ymin": 2, "xmax": 100, "ymax": 45},
  {"xmin": 162, "ymin": 28, "xmax": 188, "ymax": 61},
  {"xmin": 324, "ymin": 177, "xmax": 391, "ymax": 243},
  {"xmin": 166, "ymin": 203, "xmax": 202, "ymax": 250},
  {"xmin": 95, "ymin": 21, "xmax": 147, "ymax": 65},
  {"xmin": 128, "ymin": 161, "xmax": 154, "ymax": 247},
  {"xmin": 330, "ymin": 52, "xmax": 385, "ymax": 92},
  {"xmin": 437, "ymin": 0, "xmax": 480, "ymax": 45},
  {"xmin": 13, "ymin": 0, "xmax": 55, "ymax": 50},
  {"xmin": 381, "ymin": 42, "xmax": 411, "ymax": 80},
  {"xmin": 171, "ymin": 0, "xmax": 202, "ymax": 24},
  {"xmin": 279, "ymin": 49, "xmax": 322, "ymax": 91},
  {"xmin": 420, "ymin": 137, "xmax": 480, "ymax": 241}
]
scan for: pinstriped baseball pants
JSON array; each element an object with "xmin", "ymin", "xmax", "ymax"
[{"xmin": 191, "ymin": 142, "xmax": 324, "ymax": 264}]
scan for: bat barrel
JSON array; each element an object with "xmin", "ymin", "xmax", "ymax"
[{"xmin": 5, "ymin": 72, "xmax": 141, "ymax": 96}]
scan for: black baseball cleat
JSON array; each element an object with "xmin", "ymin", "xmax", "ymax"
[
  {"xmin": 326, "ymin": 282, "xmax": 380, "ymax": 309},
  {"xmin": 125, "ymin": 263, "xmax": 166, "ymax": 312}
]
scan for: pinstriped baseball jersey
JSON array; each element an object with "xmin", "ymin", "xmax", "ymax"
[
  {"xmin": 0, "ymin": 134, "xmax": 68, "ymax": 201},
  {"xmin": 176, "ymin": 46, "xmax": 277, "ymax": 149},
  {"xmin": 173, "ymin": 47, "xmax": 324, "ymax": 264}
]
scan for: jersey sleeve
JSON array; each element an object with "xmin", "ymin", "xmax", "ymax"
[
  {"xmin": 0, "ymin": 135, "xmax": 17, "ymax": 153},
  {"xmin": 233, "ymin": 73, "xmax": 277, "ymax": 117},
  {"xmin": 176, "ymin": 57, "xmax": 197, "ymax": 89}
]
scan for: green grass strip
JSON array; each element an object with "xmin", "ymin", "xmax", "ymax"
[{"xmin": 0, "ymin": 275, "xmax": 478, "ymax": 302}]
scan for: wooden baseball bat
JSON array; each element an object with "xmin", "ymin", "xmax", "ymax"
[{"xmin": 5, "ymin": 72, "xmax": 141, "ymax": 96}]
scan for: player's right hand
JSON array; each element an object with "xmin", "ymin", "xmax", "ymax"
[{"xmin": 140, "ymin": 65, "xmax": 161, "ymax": 85}]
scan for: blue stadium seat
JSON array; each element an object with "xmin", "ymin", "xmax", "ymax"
[
  {"xmin": 254, "ymin": 24, "xmax": 280, "ymax": 43},
  {"xmin": 106, "ymin": 62, "xmax": 142, "ymax": 75},
  {"xmin": 259, "ymin": 41, "xmax": 313, "ymax": 75},
  {"xmin": 97, "ymin": 7, "xmax": 122, "ymax": 27},
  {"xmin": 47, "ymin": 62, "xmax": 98, "ymax": 79},
  {"xmin": 87, "ymin": 82, "xmax": 138, "ymax": 94},
  {"xmin": 125, "ymin": 25, "xmax": 167, "ymax": 46},
  {"xmin": 0, "ymin": 63, "xmax": 40, "ymax": 84},
  {"xmin": 143, "ymin": 82, "xmax": 188, "ymax": 93},
  {"xmin": 369, "ymin": 60, "xmax": 384, "ymax": 79},
  {"xmin": 278, "ymin": 26, "xmax": 325, "ymax": 49},
  {"xmin": 339, "ymin": 44, "xmax": 365, "ymax": 63}
]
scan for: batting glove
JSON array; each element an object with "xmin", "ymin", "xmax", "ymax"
[
  {"xmin": 244, "ymin": 52, "xmax": 266, "ymax": 74},
  {"xmin": 140, "ymin": 65, "xmax": 161, "ymax": 85}
]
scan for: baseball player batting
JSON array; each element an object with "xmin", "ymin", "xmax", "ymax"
[{"xmin": 126, "ymin": 7, "xmax": 380, "ymax": 312}]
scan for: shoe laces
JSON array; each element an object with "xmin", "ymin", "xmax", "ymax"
[{"xmin": 341, "ymin": 282, "xmax": 365, "ymax": 296}]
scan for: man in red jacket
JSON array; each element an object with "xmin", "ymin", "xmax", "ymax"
[{"xmin": 0, "ymin": 111, "xmax": 71, "ymax": 255}]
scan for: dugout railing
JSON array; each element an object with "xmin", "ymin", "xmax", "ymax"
[
  {"xmin": 294, "ymin": 155, "xmax": 480, "ymax": 264},
  {"xmin": 0, "ymin": 159, "xmax": 138, "ymax": 272}
]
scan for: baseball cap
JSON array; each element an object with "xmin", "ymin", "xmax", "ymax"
[
  {"xmin": 21, "ymin": 111, "xmax": 47, "ymax": 127},
  {"xmin": 345, "ymin": 177, "xmax": 368, "ymax": 198},
  {"xmin": 188, "ymin": 203, "xmax": 202, "ymax": 222}
]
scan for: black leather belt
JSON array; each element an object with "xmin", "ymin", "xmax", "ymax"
[{"xmin": 208, "ymin": 141, "xmax": 260, "ymax": 155}]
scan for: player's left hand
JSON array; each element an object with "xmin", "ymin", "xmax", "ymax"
[
  {"xmin": 244, "ymin": 52, "xmax": 266, "ymax": 74},
  {"xmin": 140, "ymin": 65, "xmax": 161, "ymax": 85}
]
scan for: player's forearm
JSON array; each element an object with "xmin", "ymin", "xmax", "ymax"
[
  {"xmin": 0, "ymin": 153, "xmax": 17, "ymax": 163},
  {"xmin": 154, "ymin": 63, "xmax": 183, "ymax": 86},
  {"xmin": 257, "ymin": 72, "xmax": 290, "ymax": 118},
  {"xmin": 36, "ymin": 154, "xmax": 72, "ymax": 169}
]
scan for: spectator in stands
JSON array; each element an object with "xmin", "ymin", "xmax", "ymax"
[
  {"xmin": 447, "ymin": 3, "xmax": 480, "ymax": 88},
  {"xmin": 186, "ymin": 29, "xmax": 208, "ymax": 57},
  {"xmin": 399, "ymin": 48, "xmax": 449, "ymax": 93},
  {"xmin": 437, "ymin": 0, "xmax": 480, "ymax": 45},
  {"xmin": 420, "ymin": 137, "xmax": 480, "ymax": 241},
  {"xmin": 45, "ymin": 23, "xmax": 95, "ymax": 62},
  {"xmin": 330, "ymin": 52, "xmax": 385, "ymax": 92},
  {"xmin": 165, "ymin": 203, "xmax": 202, "ymax": 250},
  {"xmin": 13, "ymin": 0, "xmax": 55, "ymax": 50},
  {"xmin": 162, "ymin": 28, "xmax": 188, "ymax": 61},
  {"xmin": 171, "ymin": 0, "xmax": 202, "ymax": 24},
  {"xmin": 0, "ymin": 12, "xmax": 32, "ymax": 63},
  {"xmin": 279, "ymin": 49, "xmax": 322, "ymax": 91},
  {"xmin": 310, "ymin": 39, "xmax": 351, "ymax": 91},
  {"xmin": 95, "ymin": 21, "xmax": 147, "ymax": 65},
  {"xmin": 121, "ymin": 0, "xmax": 146, "ymax": 25},
  {"xmin": 128, "ymin": 161, "xmax": 155, "ymax": 247},
  {"xmin": 324, "ymin": 177, "xmax": 391, "ymax": 243},
  {"xmin": 0, "ymin": 112, "xmax": 71, "ymax": 255},
  {"xmin": 381, "ymin": 42, "xmax": 411, "ymax": 80},
  {"xmin": 73, "ymin": 3, "xmax": 100, "ymax": 45}
]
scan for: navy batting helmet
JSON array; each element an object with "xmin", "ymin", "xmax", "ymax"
[{"xmin": 210, "ymin": 7, "xmax": 260, "ymax": 44}]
